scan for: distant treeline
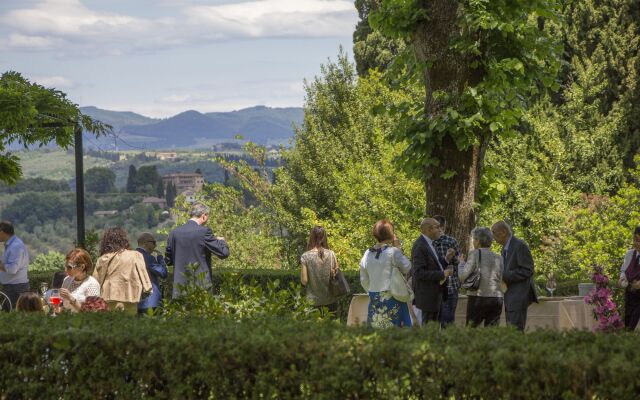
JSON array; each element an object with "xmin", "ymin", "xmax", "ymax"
[{"xmin": 0, "ymin": 178, "xmax": 70, "ymax": 194}]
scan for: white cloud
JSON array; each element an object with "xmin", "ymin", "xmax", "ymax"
[
  {"xmin": 0, "ymin": 0, "xmax": 357, "ymax": 55},
  {"xmin": 30, "ymin": 75, "xmax": 74, "ymax": 88}
]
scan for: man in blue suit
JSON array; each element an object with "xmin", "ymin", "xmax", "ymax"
[
  {"xmin": 136, "ymin": 232, "xmax": 168, "ymax": 314},
  {"xmin": 165, "ymin": 203, "xmax": 229, "ymax": 298}
]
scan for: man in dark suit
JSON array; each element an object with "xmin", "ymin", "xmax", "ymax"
[
  {"xmin": 165, "ymin": 203, "xmax": 230, "ymax": 298},
  {"xmin": 411, "ymin": 218, "xmax": 454, "ymax": 324},
  {"xmin": 491, "ymin": 221, "xmax": 538, "ymax": 331}
]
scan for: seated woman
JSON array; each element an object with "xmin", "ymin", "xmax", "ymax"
[
  {"xmin": 16, "ymin": 292, "xmax": 45, "ymax": 313},
  {"xmin": 360, "ymin": 219, "xmax": 412, "ymax": 328},
  {"xmin": 60, "ymin": 248, "xmax": 101, "ymax": 312},
  {"xmin": 458, "ymin": 227, "xmax": 504, "ymax": 327}
]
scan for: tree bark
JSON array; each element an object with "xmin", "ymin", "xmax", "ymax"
[{"xmin": 413, "ymin": 0, "xmax": 487, "ymax": 253}]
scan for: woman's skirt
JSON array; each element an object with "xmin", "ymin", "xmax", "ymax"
[{"xmin": 367, "ymin": 291, "xmax": 412, "ymax": 328}]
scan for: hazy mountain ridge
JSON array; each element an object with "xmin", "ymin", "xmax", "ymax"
[{"xmin": 80, "ymin": 105, "xmax": 304, "ymax": 149}]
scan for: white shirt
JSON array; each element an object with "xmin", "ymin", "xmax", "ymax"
[
  {"xmin": 360, "ymin": 246, "xmax": 411, "ymax": 292},
  {"xmin": 62, "ymin": 275, "xmax": 101, "ymax": 310},
  {"xmin": 421, "ymin": 234, "xmax": 443, "ymax": 270},
  {"xmin": 620, "ymin": 249, "xmax": 639, "ymax": 283}
]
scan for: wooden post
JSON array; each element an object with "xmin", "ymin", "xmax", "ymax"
[{"xmin": 74, "ymin": 123, "xmax": 85, "ymax": 248}]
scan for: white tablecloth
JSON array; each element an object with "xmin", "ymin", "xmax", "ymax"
[{"xmin": 347, "ymin": 294, "xmax": 598, "ymax": 331}]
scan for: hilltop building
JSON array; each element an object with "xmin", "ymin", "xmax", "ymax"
[{"xmin": 162, "ymin": 173, "xmax": 204, "ymax": 193}]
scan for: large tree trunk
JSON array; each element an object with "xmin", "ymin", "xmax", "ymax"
[{"xmin": 413, "ymin": 0, "xmax": 487, "ymax": 253}]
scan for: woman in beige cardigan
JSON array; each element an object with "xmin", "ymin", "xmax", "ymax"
[{"xmin": 93, "ymin": 228, "xmax": 152, "ymax": 314}]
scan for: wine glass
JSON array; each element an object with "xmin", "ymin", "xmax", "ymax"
[
  {"xmin": 40, "ymin": 282, "xmax": 49, "ymax": 297},
  {"xmin": 49, "ymin": 289, "xmax": 61, "ymax": 307},
  {"xmin": 546, "ymin": 275, "xmax": 557, "ymax": 297}
]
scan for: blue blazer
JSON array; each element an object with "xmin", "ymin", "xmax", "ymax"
[{"xmin": 165, "ymin": 220, "xmax": 230, "ymax": 298}]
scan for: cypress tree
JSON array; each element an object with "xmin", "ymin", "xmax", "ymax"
[
  {"xmin": 126, "ymin": 165, "xmax": 137, "ymax": 193},
  {"xmin": 156, "ymin": 177, "xmax": 165, "ymax": 198}
]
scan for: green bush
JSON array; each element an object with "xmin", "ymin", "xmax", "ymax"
[
  {"xmin": 28, "ymin": 251, "xmax": 65, "ymax": 272},
  {"xmin": 1, "ymin": 313, "xmax": 639, "ymax": 399}
]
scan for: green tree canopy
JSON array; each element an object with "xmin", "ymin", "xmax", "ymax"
[
  {"xmin": 0, "ymin": 71, "xmax": 109, "ymax": 184},
  {"xmin": 85, "ymin": 167, "xmax": 116, "ymax": 194}
]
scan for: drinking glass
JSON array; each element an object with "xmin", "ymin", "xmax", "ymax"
[
  {"xmin": 40, "ymin": 282, "xmax": 49, "ymax": 297},
  {"xmin": 546, "ymin": 275, "xmax": 557, "ymax": 297},
  {"xmin": 49, "ymin": 289, "xmax": 61, "ymax": 306}
]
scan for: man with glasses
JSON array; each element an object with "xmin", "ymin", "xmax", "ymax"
[
  {"xmin": 165, "ymin": 203, "xmax": 229, "ymax": 298},
  {"xmin": 136, "ymin": 232, "xmax": 168, "ymax": 314},
  {"xmin": 411, "ymin": 218, "xmax": 455, "ymax": 325},
  {"xmin": 0, "ymin": 221, "xmax": 29, "ymax": 311}
]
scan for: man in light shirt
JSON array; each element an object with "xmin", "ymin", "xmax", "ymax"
[{"xmin": 0, "ymin": 221, "xmax": 30, "ymax": 310}]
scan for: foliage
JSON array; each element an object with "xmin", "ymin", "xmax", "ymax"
[
  {"xmin": 3, "ymin": 314, "xmax": 640, "ymax": 398},
  {"xmin": 126, "ymin": 164, "xmax": 137, "ymax": 193},
  {"xmin": 0, "ymin": 71, "xmax": 109, "ymax": 184},
  {"xmin": 84, "ymin": 166, "xmax": 116, "ymax": 193},
  {"xmin": 163, "ymin": 264, "xmax": 323, "ymax": 321},
  {"xmin": 168, "ymin": 183, "xmax": 287, "ymax": 270},
  {"xmin": 165, "ymin": 181, "xmax": 177, "ymax": 207},
  {"xmin": 0, "ymin": 177, "xmax": 69, "ymax": 194},
  {"xmin": 29, "ymin": 251, "xmax": 65, "ymax": 272},
  {"xmin": 353, "ymin": 0, "xmax": 406, "ymax": 76},
  {"xmin": 369, "ymin": 0, "xmax": 563, "ymax": 175},
  {"xmin": 262, "ymin": 54, "xmax": 424, "ymax": 268},
  {"xmin": 584, "ymin": 265, "xmax": 624, "ymax": 332}
]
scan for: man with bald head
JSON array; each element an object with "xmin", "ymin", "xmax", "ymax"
[
  {"xmin": 491, "ymin": 221, "xmax": 538, "ymax": 331},
  {"xmin": 411, "ymin": 218, "xmax": 455, "ymax": 324}
]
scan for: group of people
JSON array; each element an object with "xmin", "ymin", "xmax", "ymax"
[
  {"xmin": 300, "ymin": 217, "xmax": 538, "ymax": 331},
  {"xmin": 359, "ymin": 217, "xmax": 537, "ymax": 330},
  {"xmin": 3, "ymin": 202, "xmax": 640, "ymax": 332},
  {"xmin": 0, "ymin": 202, "xmax": 229, "ymax": 314}
]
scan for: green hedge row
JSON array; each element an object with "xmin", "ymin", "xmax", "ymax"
[
  {"xmin": 0, "ymin": 313, "xmax": 638, "ymax": 399},
  {"xmin": 28, "ymin": 269, "xmax": 363, "ymax": 320}
]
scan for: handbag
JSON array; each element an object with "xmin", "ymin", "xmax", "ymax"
[
  {"xmin": 328, "ymin": 252, "xmax": 350, "ymax": 298},
  {"xmin": 390, "ymin": 265, "xmax": 413, "ymax": 302},
  {"xmin": 461, "ymin": 249, "xmax": 482, "ymax": 291}
]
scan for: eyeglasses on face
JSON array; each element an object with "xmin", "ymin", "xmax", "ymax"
[{"xmin": 65, "ymin": 264, "xmax": 83, "ymax": 270}]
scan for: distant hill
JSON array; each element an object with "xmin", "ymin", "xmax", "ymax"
[{"xmin": 80, "ymin": 105, "xmax": 304, "ymax": 149}]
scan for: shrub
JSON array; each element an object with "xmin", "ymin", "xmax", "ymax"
[
  {"xmin": 1, "ymin": 314, "xmax": 639, "ymax": 399},
  {"xmin": 28, "ymin": 251, "xmax": 65, "ymax": 272}
]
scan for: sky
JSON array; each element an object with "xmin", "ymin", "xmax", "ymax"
[{"xmin": 0, "ymin": 0, "xmax": 358, "ymax": 118}]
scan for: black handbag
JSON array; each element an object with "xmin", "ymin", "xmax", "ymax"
[
  {"xmin": 462, "ymin": 249, "xmax": 481, "ymax": 291},
  {"xmin": 328, "ymin": 253, "xmax": 350, "ymax": 298}
]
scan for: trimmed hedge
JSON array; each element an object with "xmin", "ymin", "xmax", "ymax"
[
  {"xmin": 0, "ymin": 313, "xmax": 639, "ymax": 399},
  {"xmin": 28, "ymin": 269, "xmax": 363, "ymax": 320}
]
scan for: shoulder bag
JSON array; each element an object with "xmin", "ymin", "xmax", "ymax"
[
  {"xmin": 390, "ymin": 249, "xmax": 414, "ymax": 302},
  {"xmin": 329, "ymin": 252, "xmax": 350, "ymax": 298},
  {"xmin": 462, "ymin": 249, "xmax": 482, "ymax": 291}
]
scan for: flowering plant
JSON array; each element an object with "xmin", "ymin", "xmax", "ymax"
[{"xmin": 584, "ymin": 265, "xmax": 624, "ymax": 332}]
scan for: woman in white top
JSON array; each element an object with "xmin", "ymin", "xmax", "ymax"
[
  {"xmin": 360, "ymin": 219, "xmax": 412, "ymax": 327},
  {"xmin": 60, "ymin": 248, "xmax": 101, "ymax": 312},
  {"xmin": 618, "ymin": 226, "xmax": 640, "ymax": 330},
  {"xmin": 458, "ymin": 227, "xmax": 504, "ymax": 327}
]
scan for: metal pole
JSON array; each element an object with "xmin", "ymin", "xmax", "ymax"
[{"xmin": 74, "ymin": 123, "xmax": 85, "ymax": 248}]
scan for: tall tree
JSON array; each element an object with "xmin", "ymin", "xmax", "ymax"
[
  {"xmin": 85, "ymin": 167, "xmax": 116, "ymax": 194},
  {"xmin": 136, "ymin": 165, "xmax": 160, "ymax": 193},
  {"xmin": 126, "ymin": 165, "xmax": 137, "ymax": 193},
  {"xmin": 156, "ymin": 177, "xmax": 165, "ymax": 198},
  {"xmin": 353, "ymin": 0, "xmax": 406, "ymax": 76},
  {"xmin": 0, "ymin": 71, "xmax": 108, "ymax": 184},
  {"xmin": 165, "ymin": 182, "xmax": 177, "ymax": 208},
  {"xmin": 369, "ymin": 0, "xmax": 563, "ymax": 250}
]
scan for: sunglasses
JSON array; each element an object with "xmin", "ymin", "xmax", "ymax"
[{"xmin": 65, "ymin": 264, "xmax": 84, "ymax": 270}]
